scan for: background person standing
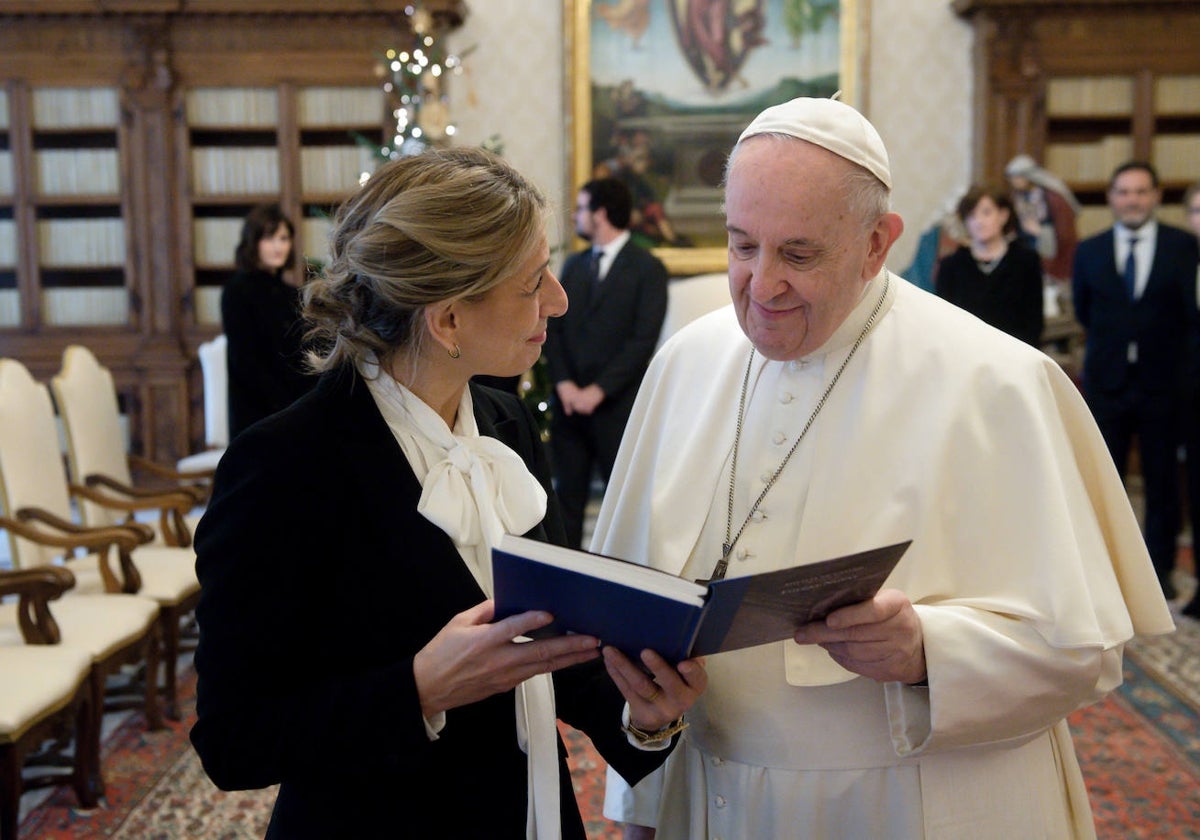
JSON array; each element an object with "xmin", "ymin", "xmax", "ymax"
[
  {"xmin": 545, "ymin": 177, "xmax": 668, "ymax": 547},
  {"xmin": 221, "ymin": 203, "xmax": 316, "ymax": 440},
  {"xmin": 1179, "ymin": 181, "xmax": 1200, "ymax": 619},
  {"xmin": 1072, "ymin": 162, "xmax": 1200, "ymax": 600}
]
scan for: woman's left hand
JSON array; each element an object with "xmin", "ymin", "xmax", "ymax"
[{"xmin": 601, "ymin": 647, "xmax": 707, "ymax": 732}]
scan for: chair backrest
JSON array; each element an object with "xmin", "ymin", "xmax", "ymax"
[
  {"xmin": 198, "ymin": 334, "xmax": 229, "ymax": 449},
  {"xmin": 655, "ymin": 272, "xmax": 731, "ymax": 352},
  {"xmin": 0, "ymin": 359, "xmax": 77, "ymax": 568},
  {"xmin": 49, "ymin": 345, "xmax": 133, "ymax": 529}
]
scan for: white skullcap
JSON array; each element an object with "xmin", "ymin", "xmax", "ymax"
[
  {"xmin": 1004, "ymin": 154, "xmax": 1037, "ymax": 177},
  {"xmin": 737, "ymin": 96, "xmax": 892, "ymax": 190}
]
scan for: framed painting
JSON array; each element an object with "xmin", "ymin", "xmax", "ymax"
[{"xmin": 567, "ymin": 0, "xmax": 868, "ymax": 275}]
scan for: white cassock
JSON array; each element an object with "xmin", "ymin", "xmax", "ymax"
[{"xmin": 597, "ymin": 271, "xmax": 1174, "ymax": 840}]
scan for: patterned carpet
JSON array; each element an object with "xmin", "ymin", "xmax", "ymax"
[{"xmin": 17, "ymin": 616, "xmax": 1200, "ymax": 839}]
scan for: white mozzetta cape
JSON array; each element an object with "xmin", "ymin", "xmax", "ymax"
[{"xmin": 596, "ymin": 273, "xmax": 1173, "ymax": 839}]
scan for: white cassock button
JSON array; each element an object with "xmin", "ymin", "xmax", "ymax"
[
  {"xmin": 760, "ymin": 472, "xmax": 773, "ymax": 483},
  {"xmin": 736, "ymin": 547, "xmax": 749, "ymax": 561},
  {"xmin": 711, "ymin": 755, "xmax": 724, "ymax": 766},
  {"xmin": 751, "ymin": 510, "xmax": 766, "ymax": 522},
  {"xmin": 772, "ymin": 431, "xmax": 786, "ymax": 445},
  {"xmin": 779, "ymin": 392, "xmax": 794, "ymax": 404},
  {"xmin": 715, "ymin": 795, "xmax": 727, "ymax": 809}
]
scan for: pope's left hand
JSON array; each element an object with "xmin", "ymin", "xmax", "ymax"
[{"xmin": 793, "ymin": 589, "xmax": 926, "ymax": 685}]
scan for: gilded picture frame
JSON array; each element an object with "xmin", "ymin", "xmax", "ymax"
[{"xmin": 567, "ymin": 0, "xmax": 869, "ymax": 276}]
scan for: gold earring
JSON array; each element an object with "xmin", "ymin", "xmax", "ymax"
[{"xmin": 448, "ymin": 344, "xmax": 461, "ymax": 359}]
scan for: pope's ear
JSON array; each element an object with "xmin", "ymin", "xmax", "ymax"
[{"xmin": 863, "ymin": 212, "xmax": 904, "ymax": 280}]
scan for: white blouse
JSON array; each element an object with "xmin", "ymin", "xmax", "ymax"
[{"xmin": 361, "ymin": 360, "xmax": 561, "ymax": 839}]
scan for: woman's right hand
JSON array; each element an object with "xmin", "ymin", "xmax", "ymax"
[{"xmin": 412, "ymin": 599, "xmax": 601, "ymax": 717}]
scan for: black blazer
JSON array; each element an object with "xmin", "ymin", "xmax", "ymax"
[
  {"xmin": 1072, "ymin": 223, "xmax": 1199, "ymax": 394},
  {"xmin": 190, "ymin": 368, "xmax": 669, "ymax": 839},
  {"xmin": 545, "ymin": 240, "xmax": 668, "ymax": 404}
]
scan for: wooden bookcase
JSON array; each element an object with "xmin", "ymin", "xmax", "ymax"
[
  {"xmin": 0, "ymin": 2, "xmax": 465, "ymax": 463},
  {"xmin": 954, "ymin": 0, "xmax": 1200, "ymax": 239}
]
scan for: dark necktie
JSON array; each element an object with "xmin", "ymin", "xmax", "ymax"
[
  {"xmin": 588, "ymin": 248, "xmax": 602, "ymax": 284},
  {"xmin": 1123, "ymin": 236, "xmax": 1139, "ymax": 301}
]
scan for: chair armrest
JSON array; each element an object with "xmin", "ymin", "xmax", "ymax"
[
  {"xmin": 21, "ymin": 506, "xmax": 158, "ymax": 547},
  {"xmin": 0, "ymin": 565, "xmax": 74, "ymax": 644},
  {"xmin": 84, "ymin": 471, "xmax": 204, "ymax": 505},
  {"xmin": 5, "ymin": 510, "xmax": 144, "ymax": 594},
  {"xmin": 72, "ymin": 478, "xmax": 195, "ymax": 549},
  {"xmin": 129, "ymin": 452, "xmax": 215, "ymax": 486}
]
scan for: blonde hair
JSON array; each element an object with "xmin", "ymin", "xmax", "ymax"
[{"xmin": 303, "ymin": 147, "xmax": 547, "ymax": 372}]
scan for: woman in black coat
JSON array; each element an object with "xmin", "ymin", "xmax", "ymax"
[
  {"xmin": 221, "ymin": 203, "xmax": 315, "ymax": 439},
  {"xmin": 935, "ymin": 184, "xmax": 1046, "ymax": 347},
  {"xmin": 190, "ymin": 148, "xmax": 706, "ymax": 839}
]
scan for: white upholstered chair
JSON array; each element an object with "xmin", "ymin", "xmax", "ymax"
[
  {"xmin": 0, "ymin": 358, "xmax": 180, "ymax": 724},
  {"xmin": 655, "ymin": 272, "xmax": 731, "ymax": 352},
  {"xmin": 51, "ymin": 345, "xmax": 205, "ymax": 547},
  {"xmin": 0, "ymin": 567, "xmax": 98, "ymax": 840},
  {"xmin": 177, "ymin": 334, "xmax": 228, "ymax": 474}
]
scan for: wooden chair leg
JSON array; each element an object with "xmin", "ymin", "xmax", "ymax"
[
  {"xmin": 73, "ymin": 681, "xmax": 101, "ymax": 809},
  {"xmin": 160, "ymin": 608, "xmax": 181, "ymax": 722},
  {"xmin": 143, "ymin": 623, "xmax": 163, "ymax": 732},
  {"xmin": 0, "ymin": 744, "xmax": 18, "ymax": 840},
  {"xmin": 85, "ymin": 667, "xmax": 107, "ymax": 798}
]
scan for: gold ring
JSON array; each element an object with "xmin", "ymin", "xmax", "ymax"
[{"xmin": 645, "ymin": 687, "xmax": 661, "ymax": 703}]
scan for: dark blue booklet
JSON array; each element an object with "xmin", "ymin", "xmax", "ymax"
[{"xmin": 492, "ymin": 535, "xmax": 912, "ymax": 663}]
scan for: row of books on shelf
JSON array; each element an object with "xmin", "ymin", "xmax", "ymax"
[
  {"xmin": 1046, "ymin": 75, "xmax": 1200, "ymax": 118},
  {"xmin": 191, "ymin": 148, "xmax": 281, "ymax": 195},
  {"xmin": 303, "ymin": 217, "xmax": 334, "ymax": 263},
  {"xmin": 1151, "ymin": 136, "xmax": 1200, "ymax": 182},
  {"xmin": 0, "ymin": 220, "xmax": 13, "ymax": 267},
  {"xmin": 1046, "ymin": 77, "xmax": 1132, "ymax": 117},
  {"xmin": 296, "ymin": 87, "xmax": 384, "ymax": 127},
  {"xmin": 1156, "ymin": 76, "xmax": 1200, "ymax": 114},
  {"xmin": 191, "ymin": 146, "xmax": 374, "ymax": 197},
  {"xmin": 36, "ymin": 219, "xmax": 125, "ymax": 266},
  {"xmin": 42, "ymin": 288, "xmax": 128, "ymax": 326},
  {"xmin": 0, "ymin": 290, "xmax": 17, "ymax": 328},
  {"xmin": 186, "ymin": 86, "xmax": 382, "ymax": 129},
  {"xmin": 192, "ymin": 218, "xmax": 241, "ymax": 265},
  {"xmin": 1045, "ymin": 136, "xmax": 1134, "ymax": 184},
  {"xmin": 194, "ymin": 286, "xmax": 222, "ymax": 327},
  {"xmin": 300, "ymin": 146, "xmax": 377, "ymax": 193},
  {"xmin": 37, "ymin": 150, "xmax": 120, "ymax": 196},
  {"xmin": 31, "ymin": 88, "xmax": 120, "ymax": 130},
  {"xmin": 1047, "ymin": 134, "xmax": 1200, "ymax": 185},
  {"xmin": 187, "ymin": 88, "xmax": 278, "ymax": 128}
]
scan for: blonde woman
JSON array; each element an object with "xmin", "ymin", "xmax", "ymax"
[{"xmin": 191, "ymin": 148, "xmax": 706, "ymax": 839}]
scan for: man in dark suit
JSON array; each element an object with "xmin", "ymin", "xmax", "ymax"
[
  {"xmin": 545, "ymin": 178, "xmax": 669, "ymax": 547},
  {"xmin": 1072, "ymin": 161, "xmax": 1200, "ymax": 600}
]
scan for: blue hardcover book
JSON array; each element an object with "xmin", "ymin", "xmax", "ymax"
[{"xmin": 492, "ymin": 535, "xmax": 911, "ymax": 662}]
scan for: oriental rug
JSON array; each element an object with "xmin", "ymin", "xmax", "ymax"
[{"xmin": 18, "ymin": 618, "xmax": 1200, "ymax": 839}]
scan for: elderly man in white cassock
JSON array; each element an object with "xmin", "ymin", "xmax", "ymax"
[{"xmin": 598, "ymin": 96, "xmax": 1175, "ymax": 840}]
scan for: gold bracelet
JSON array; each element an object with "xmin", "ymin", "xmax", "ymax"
[{"xmin": 623, "ymin": 716, "xmax": 689, "ymax": 746}]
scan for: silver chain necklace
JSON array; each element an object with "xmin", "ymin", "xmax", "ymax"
[{"xmin": 708, "ymin": 270, "xmax": 891, "ymax": 583}]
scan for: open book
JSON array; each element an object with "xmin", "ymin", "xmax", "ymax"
[{"xmin": 492, "ymin": 535, "xmax": 912, "ymax": 662}]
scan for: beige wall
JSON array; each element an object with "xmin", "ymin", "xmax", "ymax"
[{"xmin": 449, "ymin": 0, "xmax": 973, "ymax": 272}]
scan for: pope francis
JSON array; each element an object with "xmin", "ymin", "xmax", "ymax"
[{"xmin": 598, "ymin": 97, "xmax": 1175, "ymax": 839}]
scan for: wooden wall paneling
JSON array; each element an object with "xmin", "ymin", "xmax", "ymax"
[{"xmin": 7, "ymin": 81, "xmax": 37, "ymax": 330}]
